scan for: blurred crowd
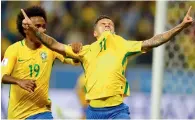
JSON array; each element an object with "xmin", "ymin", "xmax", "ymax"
[
  {"xmin": 165, "ymin": 1, "xmax": 195, "ymax": 70},
  {"xmin": 1, "ymin": 1, "xmax": 195, "ymax": 67},
  {"xmin": 1, "ymin": 1, "xmax": 155, "ymax": 64}
]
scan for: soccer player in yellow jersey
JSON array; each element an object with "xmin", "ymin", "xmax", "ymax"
[
  {"xmin": 1, "ymin": 6, "xmax": 81, "ymax": 119},
  {"xmin": 21, "ymin": 6, "xmax": 194, "ymax": 119},
  {"xmin": 75, "ymin": 73, "xmax": 88, "ymax": 119}
]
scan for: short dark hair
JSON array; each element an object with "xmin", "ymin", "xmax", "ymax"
[
  {"xmin": 16, "ymin": 6, "xmax": 47, "ymax": 37},
  {"xmin": 94, "ymin": 15, "xmax": 113, "ymax": 29}
]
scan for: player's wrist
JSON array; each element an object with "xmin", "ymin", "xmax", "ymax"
[
  {"xmin": 15, "ymin": 79, "xmax": 22, "ymax": 85},
  {"xmin": 180, "ymin": 21, "xmax": 188, "ymax": 28}
]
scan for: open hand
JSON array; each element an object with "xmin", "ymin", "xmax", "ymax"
[{"xmin": 17, "ymin": 79, "xmax": 37, "ymax": 93}]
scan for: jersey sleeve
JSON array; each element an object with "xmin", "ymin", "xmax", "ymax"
[
  {"xmin": 1, "ymin": 45, "xmax": 17, "ymax": 80},
  {"xmin": 53, "ymin": 51, "xmax": 80, "ymax": 66},
  {"xmin": 64, "ymin": 45, "xmax": 80, "ymax": 59},
  {"xmin": 123, "ymin": 40, "xmax": 143, "ymax": 53},
  {"xmin": 64, "ymin": 44, "xmax": 90, "ymax": 62},
  {"xmin": 64, "ymin": 58, "xmax": 81, "ymax": 66},
  {"xmin": 53, "ymin": 51, "xmax": 65, "ymax": 62}
]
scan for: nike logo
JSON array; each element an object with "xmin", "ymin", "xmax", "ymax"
[{"xmin": 18, "ymin": 59, "xmax": 24, "ymax": 62}]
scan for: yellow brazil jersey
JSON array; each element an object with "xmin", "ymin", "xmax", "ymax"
[
  {"xmin": 64, "ymin": 31, "xmax": 143, "ymax": 107},
  {"xmin": 75, "ymin": 73, "xmax": 88, "ymax": 108},
  {"xmin": 1, "ymin": 40, "xmax": 78, "ymax": 119}
]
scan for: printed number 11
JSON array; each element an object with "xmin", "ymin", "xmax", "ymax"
[{"xmin": 100, "ymin": 38, "xmax": 106, "ymax": 52}]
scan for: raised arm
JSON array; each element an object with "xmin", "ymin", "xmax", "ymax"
[
  {"xmin": 21, "ymin": 9, "xmax": 66, "ymax": 56},
  {"xmin": 21, "ymin": 9, "xmax": 82, "ymax": 57},
  {"xmin": 142, "ymin": 6, "xmax": 194, "ymax": 51},
  {"xmin": 35, "ymin": 30, "xmax": 67, "ymax": 55}
]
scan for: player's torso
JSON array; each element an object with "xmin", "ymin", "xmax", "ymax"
[
  {"xmin": 82, "ymin": 38, "xmax": 128, "ymax": 91},
  {"xmin": 12, "ymin": 41, "xmax": 54, "ymax": 81},
  {"xmin": 85, "ymin": 38, "xmax": 127, "ymax": 74},
  {"xmin": 8, "ymin": 40, "xmax": 55, "ymax": 119}
]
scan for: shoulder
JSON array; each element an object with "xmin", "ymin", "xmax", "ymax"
[
  {"xmin": 4, "ymin": 41, "xmax": 23, "ymax": 56},
  {"xmin": 79, "ymin": 45, "xmax": 91, "ymax": 53},
  {"xmin": 114, "ymin": 34, "xmax": 126, "ymax": 41},
  {"xmin": 112, "ymin": 34, "xmax": 126, "ymax": 46},
  {"xmin": 82, "ymin": 45, "xmax": 90, "ymax": 50},
  {"xmin": 6, "ymin": 41, "xmax": 22, "ymax": 51}
]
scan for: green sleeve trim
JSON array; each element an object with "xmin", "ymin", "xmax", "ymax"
[
  {"xmin": 20, "ymin": 40, "xmax": 24, "ymax": 46},
  {"xmin": 84, "ymin": 86, "xmax": 87, "ymax": 93},
  {"xmin": 122, "ymin": 70, "xmax": 125, "ymax": 75},
  {"xmin": 122, "ymin": 52, "xmax": 140, "ymax": 95},
  {"xmin": 52, "ymin": 61, "xmax": 55, "ymax": 67},
  {"xmin": 81, "ymin": 62, "xmax": 85, "ymax": 74},
  {"xmin": 122, "ymin": 51, "xmax": 140, "ymax": 66},
  {"xmin": 124, "ymin": 81, "xmax": 129, "ymax": 95}
]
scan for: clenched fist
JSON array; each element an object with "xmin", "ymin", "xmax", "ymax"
[{"xmin": 71, "ymin": 42, "xmax": 83, "ymax": 54}]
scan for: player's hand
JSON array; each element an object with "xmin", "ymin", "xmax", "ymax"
[
  {"xmin": 16, "ymin": 79, "xmax": 37, "ymax": 93},
  {"xmin": 21, "ymin": 9, "xmax": 34, "ymax": 30},
  {"xmin": 71, "ymin": 42, "xmax": 83, "ymax": 54},
  {"xmin": 182, "ymin": 6, "xmax": 194, "ymax": 28}
]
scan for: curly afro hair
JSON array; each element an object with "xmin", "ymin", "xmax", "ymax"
[{"xmin": 17, "ymin": 6, "xmax": 47, "ymax": 37}]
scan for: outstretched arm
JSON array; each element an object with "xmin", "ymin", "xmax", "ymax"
[
  {"xmin": 142, "ymin": 6, "xmax": 194, "ymax": 51},
  {"xmin": 21, "ymin": 9, "xmax": 82, "ymax": 57},
  {"xmin": 36, "ymin": 30, "xmax": 67, "ymax": 55}
]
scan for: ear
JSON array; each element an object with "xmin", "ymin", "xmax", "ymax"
[{"xmin": 93, "ymin": 30, "xmax": 98, "ymax": 37}]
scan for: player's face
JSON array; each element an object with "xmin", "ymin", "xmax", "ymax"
[
  {"xmin": 26, "ymin": 16, "xmax": 46, "ymax": 44},
  {"xmin": 31, "ymin": 16, "xmax": 46, "ymax": 33},
  {"xmin": 94, "ymin": 18, "xmax": 114, "ymax": 38}
]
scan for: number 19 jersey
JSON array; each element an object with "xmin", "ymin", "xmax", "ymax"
[{"xmin": 1, "ymin": 40, "xmax": 70, "ymax": 119}]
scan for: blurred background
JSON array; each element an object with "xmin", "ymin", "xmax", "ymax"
[{"xmin": 1, "ymin": 1, "xmax": 195, "ymax": 119}]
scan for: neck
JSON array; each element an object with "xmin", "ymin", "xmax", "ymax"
[
  {"xmin": 96, "ymin": 35, "xmax": 101, "ymax": 40},
  {"xmin": 25, "ymin": 36, "xmax": 41, "ymax": 50}
]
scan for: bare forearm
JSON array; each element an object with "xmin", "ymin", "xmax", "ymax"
[
  {"xmin": 2, "ymin": 74, "xmax": 20, "ymax": 85},
  {"xmin": 30, "ymin": 26, "xmax": 57, "ymax": 48},
  {"xmin": 29, "ymin": 25, "xmax": 66, "ymax": 55},
  {"xmin": 142, "ymin": 23, "xmax": 185, "ymax": 50}
]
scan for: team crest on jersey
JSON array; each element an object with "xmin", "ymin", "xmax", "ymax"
[{"xmin": 40, "ymin": 52, "xmax": 47, "ymax": 61}]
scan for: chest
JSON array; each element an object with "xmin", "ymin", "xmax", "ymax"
[
  {"xmin": 13, "ymin": 49, "xmax": 54, "ymax": 77},
  {"xmin": 83, "ymin": 45, "xmax": 126, "ymax": 69},
  {"xmin": 17, "ymin": 49, "xmax": 53, "ymax": 63}
]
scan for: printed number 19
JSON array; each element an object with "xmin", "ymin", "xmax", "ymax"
[{"xmin": 29, "ymin": 64, "xmax": 40, "ymax": 77}]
